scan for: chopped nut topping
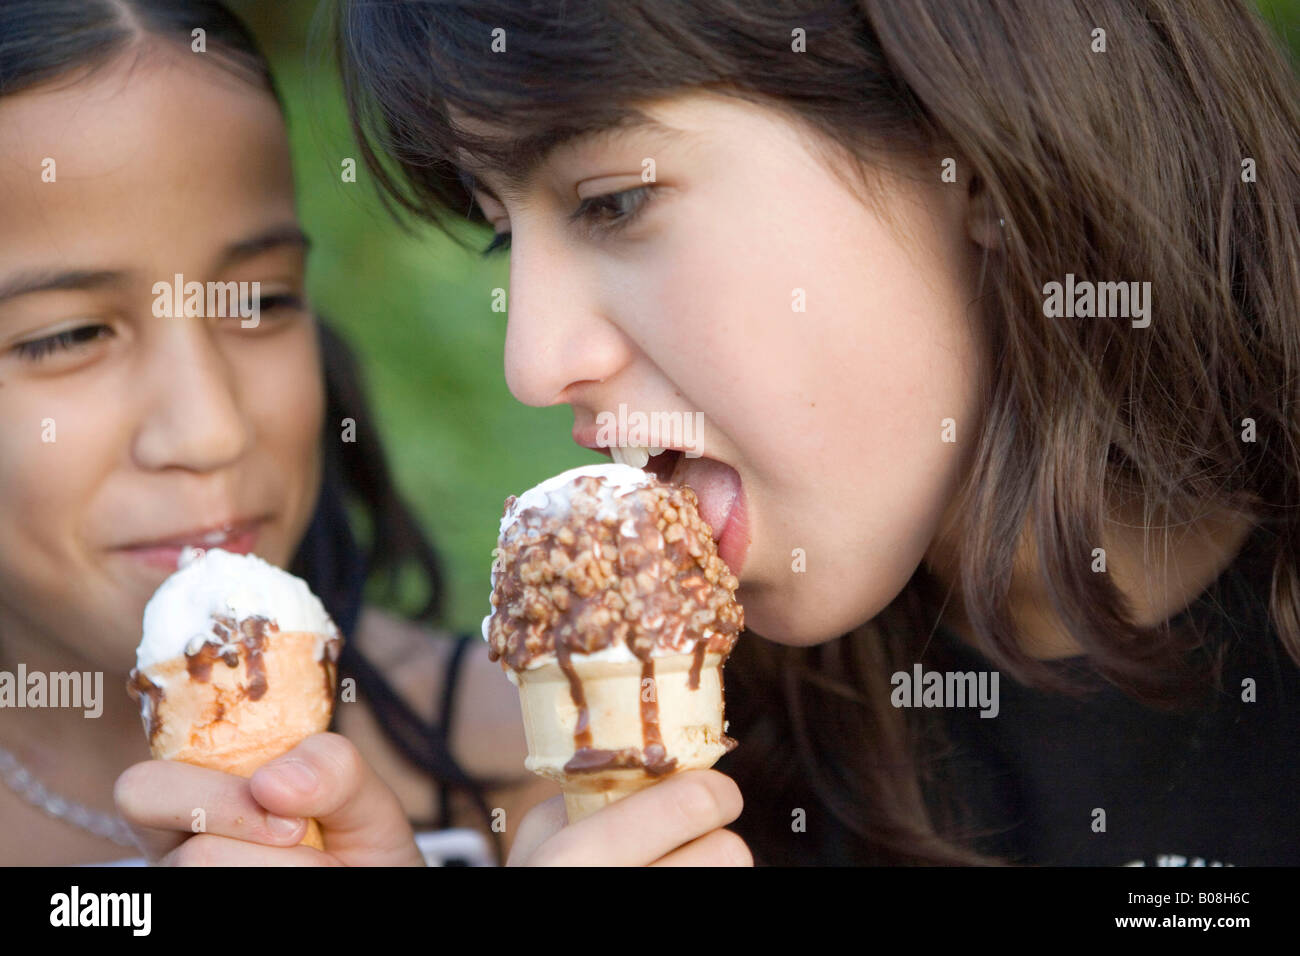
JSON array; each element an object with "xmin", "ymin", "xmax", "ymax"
[{"xmin": 487, "ymin": 475, "xmax": 743, "ymax": 671}]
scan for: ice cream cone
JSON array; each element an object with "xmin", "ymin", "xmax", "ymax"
[
  {"xmin": 485, "ymin": 464, "xmax": 745, "ymax": 825},
  {"xmin": 514, "ymin": 650, "xmax": 734, "ymax": 824},
  {"xmin": 129, "ymin": 548, "xmax": 344, "ymax": 853},
  {"xmin": 131, "ymin": 628, "xmax": 337, "ymax": 850}
]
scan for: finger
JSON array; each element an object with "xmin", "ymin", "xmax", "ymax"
[
  {"xmin": 504, "ymin": 795, "xmax": 569, "ymax": 866},
  {"xmin": 159, "ymin": 833, "xmax": 342, "ymax": 867},
  {"xmin": 114, "ymin": 760, "xmax": 312, "ymax": 863},
  {"xmin": 650, "ymin": 828, "xmax": 754, "ymax": 867},
  {"xmin": 529, "ymin": 770, "xmax": 743, "ymax": 866},
  {"xmin": 248, "ymin": 732, "xmax": 422, "ymax": 865}
]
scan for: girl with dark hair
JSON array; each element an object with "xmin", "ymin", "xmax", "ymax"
[
  {"xmin": 315, "ymin": 0, "xmax": 1298, "ymax": 866},
  {"xmin": 0, "ymin": 0, "xmax": 555, "ymax": 865}
]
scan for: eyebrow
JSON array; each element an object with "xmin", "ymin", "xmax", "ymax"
[
  {"xmin": 457, "ymin": 115, "xmax": 685, "ymax": 201},
  {"xmin": 215, "ymin": 224, "xmax": 312, "ymax": 271},
  {"xmin": 0, "ymin": 268, "xmax": 123, "ymax": 306},
  {"xmin": 0, "ymin": 225, "xmax": 312, "ymax": 305}
]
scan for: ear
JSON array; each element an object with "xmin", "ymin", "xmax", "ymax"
[{"xmin": 966, "ymin": 174, "xmax": 1004, "ymax": 251}]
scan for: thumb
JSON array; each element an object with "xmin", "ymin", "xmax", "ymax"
[{"xmin": 249, "ymin": 732, "xmax": 424, "ymax": 866}]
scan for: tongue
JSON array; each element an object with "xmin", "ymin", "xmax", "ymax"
[{"xmin": 672, "ymin": 457, "xmax": 740, "ymax": 541}]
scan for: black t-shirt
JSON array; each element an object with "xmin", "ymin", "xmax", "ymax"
[{"xmin": 925, "ymin": 525, "xmax": 1300, "ymax": 866}]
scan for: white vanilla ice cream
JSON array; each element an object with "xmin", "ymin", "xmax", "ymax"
[{"xmin": 137, "ymin": 547, "xmax": 338, "ymax": 674}]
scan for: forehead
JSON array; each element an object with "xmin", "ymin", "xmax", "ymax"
[
  {"xmin": 448, "ymin": 98, "xmax": 698, "ymax": 194},
  {"xmin": 0, "ymin": 48, "xmax": 295, "ymax": 274}
]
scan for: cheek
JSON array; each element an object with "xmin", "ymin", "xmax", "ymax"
[
  {"xmin": 0, "ymin": 381, "xmax": 115, "ymax": 548},
  {"xmin": 649, "ymin": 176, "xmax": 982, "ymax": 471},
  {"xmin": 0, "ymin": 379, "xmax": 131, "ymax": 647},
  {"xmin": 248, "ymin": 343, "xmax": 322, "ymax": 447},
  {"xmin": 233, "ymin": 324, "xmax": 326, "ymax": 554},
  {"xmin": 631, "ymin": 192, "xmax": 837, "ymax": 456},
  {"xmin": 645, "ymin": 180, "xmax": 983, "ymax": 642}
]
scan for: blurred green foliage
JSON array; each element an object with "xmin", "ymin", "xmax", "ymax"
[{"xmin": 228, "ymin": 0, "xmax": 1299, "ymax": 636}]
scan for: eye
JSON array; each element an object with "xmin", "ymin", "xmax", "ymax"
[
  {"xmin": 479, "ymin": 185, "xmax": 657, "ymax": 257},
  {"xmin": 12, "ymin": 324, "xmax": 113, "ymax": 363},
  {"xmin": 569, "ymin": 186, "xmax": 655, "ymax": 233},
  {"xmin": 250, "ymin": 292, "xmax": 304, "ymax": 314},
  {"xmin": 228, "ymin": 291, "xmax": 306, "ymax": 324}
]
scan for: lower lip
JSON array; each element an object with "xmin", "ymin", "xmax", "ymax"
[
  {"xmin": 714, "ymin": 486, "xmax": 750, "ymax": 577},
  {"xmin": 117, "ymin": 526, "xmax": 261, "ymax": 571}
]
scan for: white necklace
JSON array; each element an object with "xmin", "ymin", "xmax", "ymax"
[{"xmin": 0, "ymin": 745, "xmax": 137, "ymax": 848}]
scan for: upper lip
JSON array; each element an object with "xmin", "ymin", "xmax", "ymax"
[{"xmin": 117, "ymin": 515, "xmax": 267, "ymax": 550}]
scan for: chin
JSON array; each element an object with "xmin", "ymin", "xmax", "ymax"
[{"xmin": 738, "ymin": 592, "xmax": 861, "ymax": 647}]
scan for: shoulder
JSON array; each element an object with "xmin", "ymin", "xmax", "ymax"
[{"xmin": 346, "ymin": 606, "xmax": 449, "ymax": 722}]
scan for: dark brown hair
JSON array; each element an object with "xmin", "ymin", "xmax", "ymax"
[{"xmin": 336, "ymin": 0, "xmax": 1300, "ymax": 864}]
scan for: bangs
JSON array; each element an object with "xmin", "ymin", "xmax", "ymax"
[
  {"xmin": 337, "ymin": 0, "xmax": 927, "ymax": 237},
  {"xmin": 335, "ymin": 0, "xmax": 731, "ymax": 235}
]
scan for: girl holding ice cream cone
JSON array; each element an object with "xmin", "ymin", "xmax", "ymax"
[
  {"xmin": 328, "ymin": 0, "xmax": 1300, "ymax": 866},
  {"xmin": 0, "ymin": 0, "xmax": 556, "ymax": 865}
]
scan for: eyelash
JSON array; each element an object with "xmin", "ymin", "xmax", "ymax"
[
  {"xmin": 481, "ymin": 186, "xmax": 656, "ymax": 257},
  {"xmin": 252, "ymin": 293, "xmax": 303, "ymax": 314},
  {"xmin": 12, "ymin": 295, "xmax": 304, "ymax": 363},
  {"xmin": 14, "ymin": 324, "xmax": 113, "ymax": 362}
]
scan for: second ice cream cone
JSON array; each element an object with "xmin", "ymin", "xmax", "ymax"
[
  {"xmin": 485, "ymin": 465, "xmax": 745, "ymax": 827},
  {"xmin": 131, "ymin": 628, "xmax": 338, "ymax": 850}
]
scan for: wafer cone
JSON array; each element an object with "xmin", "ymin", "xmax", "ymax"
[
  {"xmin": 137, "ymin": 630, "xmax": 336, "ymax": 850},
  {"xmin": 515, "ymin": 651, "xmax": 733, "ymax": 824}
]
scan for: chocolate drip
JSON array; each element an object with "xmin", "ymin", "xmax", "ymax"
[
  {"xmin": 125, "ymin": 669, "xmax": 164, "ymax": 742},
  {"xmin": 179, "ymin": 614, "xmax": 274, "ymax": 699},
  {"xmin": 211, "ymin": 614, "xmax": 238, "ymax": 648},
  {"xmin": 238, "ymin": 616, "xmax": 271, "ymax": 700},
  {"xmin": 565, "ymin": 747, "xmax": 642, "ymax": 773},
  {"xmin": 689, "ymin": 640, "xmax": 707, "ymax": 691},
  {"xmin": 320, "ymin": 635, "xmax": 341, "ymax": 701},
  {"xmin": 184, "ymin": 641, "xmax": 239, "ymax": 682},
  {"xmin": 638, "ymin": 659, "xmax": 676, "ymax": 776},
  {"xmin": 185, "ymin": 648, "xmax": 212, "ymax": 682},
  {"xmin": 553, "ymin": 639, "xmax": 681, "ymax": 775},
  {"xmin": 719, "ymin": 661, "xmax": 736, "ymax": 753},
  {"xmin": 555, "ymin": 640, "xmax": 592, "ymax": 749}
]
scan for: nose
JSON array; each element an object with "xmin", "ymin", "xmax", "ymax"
[
  {"xmin": 131, "ymin": 318, "xmax": 250, "ymax": 472},
  {"xmin": 502, "ymin": 231, "xmax": 635, "ymax": 407}
]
